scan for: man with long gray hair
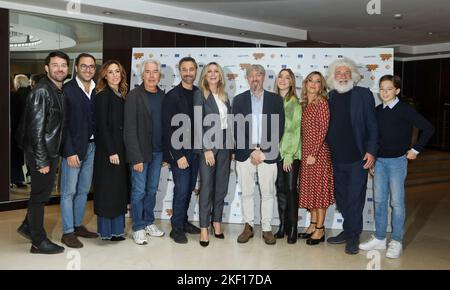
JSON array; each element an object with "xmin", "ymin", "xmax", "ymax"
[{"xmin": 325, "ymin": 57, "xmax": 378, "ymax": 255}]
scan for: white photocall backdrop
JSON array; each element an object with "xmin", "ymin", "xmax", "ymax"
[{"xmin": 130, "ymin": 47, "xmax": 394, "ymax": 231}]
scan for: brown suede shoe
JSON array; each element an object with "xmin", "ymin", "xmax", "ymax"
[
  {"xmin": 61, "ymin": 233, "xmax": 83, "ymax": 248},
  {"xmin": 262, "ymin": 231, "xmax": 276, "ymax": 245},
  {"xmin": 75, "ymin": 225, "xmax": 98, "ymax": 238},
  {"xmin": 237, "ymin": 223, "xmax": 254, "ymax": 243}
]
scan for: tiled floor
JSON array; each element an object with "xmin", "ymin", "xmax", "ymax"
[{"xmin": 1, "ymin": 150, "xmax": 449, "ymax": 270}]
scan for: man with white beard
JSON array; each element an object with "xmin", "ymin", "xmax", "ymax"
[{"xmin": 325, "ymin": 58, "xmax": 378, "ymax": 255}]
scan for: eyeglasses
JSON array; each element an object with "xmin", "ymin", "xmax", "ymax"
[{"xmin": 79, "ymin": 64, "xmax": 96, "ymax": 71}]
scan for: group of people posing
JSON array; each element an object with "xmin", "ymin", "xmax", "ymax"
[{"xmin": 15, "ymin": 50, "xmax": 434, "ymax": 260}]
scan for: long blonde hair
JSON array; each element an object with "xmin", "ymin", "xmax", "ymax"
[
  {"xmin": 300, "ymin": 71, "xmax": 328, "ymax": 107},
  {"xmin": 274, "ymin": 68, "xmax": 298, "ymax": 103},
  {"xmin": 199, "ymin": 62, "xmax": 228, "ymax": 102}
]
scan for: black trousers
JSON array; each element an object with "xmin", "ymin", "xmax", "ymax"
[
  {"xmin": 24, "ymin": 153, "xmax": 59, "ymax": 245},
  {"xmin": 333, "ymin": 160, "xmax": 369, "ymax": 243},
  {"xmin": 275, "ymin": 160, "xmax": 300, "ymax": 229}
]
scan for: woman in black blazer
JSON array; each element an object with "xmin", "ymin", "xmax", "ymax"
[
  {"xmin": 93, "ymin": 60, "xmax": 129, "ymax": 241},
  {"xmin": 194, "ymin": 62, "xmax": 234, "ymax": 247}
]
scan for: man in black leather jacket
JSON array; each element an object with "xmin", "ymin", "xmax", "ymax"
[{"xmin": 16, "ymin": 51, "xmax": 69, "ymax": 254}]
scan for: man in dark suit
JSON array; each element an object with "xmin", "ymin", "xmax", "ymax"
[
  {"xmin": 162, "ymin": 57, "xmax": 201, "ymax": 244},
  {"xmin": 325, "ymin": 57, "xmax": 378, "ymax": 255},
  {"xmin": 233, "ymin": 64, "xmax": 285, "ymax": 245},
  {"xmin": 124, "ymin": 59, "xmax": 165, "ymax": 245},
  {"xmin": 60, "ymin": 53, "xmax": 99, "ymax": 248}
]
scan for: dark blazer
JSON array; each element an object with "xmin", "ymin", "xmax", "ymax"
[
  {"xmin": 326, "ymin": 86, "xmax": 378, "ymax": 158},
  {"xmin": 124, "ymin": 84, "xmax": 164, "ymax": 165},
  {"xmin": 193, "ymin": 90, "xmax": 234, "ymax": 154},
  {"xmin": 62, "ymin": 78, "xmax": 96, "ymax": 160},
  {"xmin": 162, "ymin": 83, "xmax": 199, "ymax": 163},
  {"xmin": 232, "ymin": 90, "xmax": 285, "ymax": 164}
]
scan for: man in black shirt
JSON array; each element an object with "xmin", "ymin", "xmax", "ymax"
[{"xmin": 325, "ymin": 58, "xmax": 378, "ymax": 255}]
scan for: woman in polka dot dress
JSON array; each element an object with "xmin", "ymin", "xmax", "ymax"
[{"xmin": 298, "ymin": 71, "xmax": 335, "ymax": 245}]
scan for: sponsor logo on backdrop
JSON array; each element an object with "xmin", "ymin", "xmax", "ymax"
[
  {"xmin": 364, "ymin": 55, "xmax": 377, "ymax": 58},
  {"xmin": 227, "ymin": 73, "xmax": 238, "ymax": 80},
  {"xmin": 253, "ymin": 53, "xmax": 265, "ymax": 60},
  {"xmin": 366, "ymin": 64, "xmax": 379, "ymax": 71},
  {"xmin": 213, "ymin": 54, "xmax": 221, "ymax": 57},
  {"xmin": 239, "ymin": 63, "xmax": 251, "ymax": 71},
  {"xmin": 174, "ymin": 54, "xmax": 180, "ymax": 58},
  {"xmin": 380, "ymin": 53, "xmax": 393, "ymax": 61},
  {"xmin": 199, "ymin": 53, "xmax": 208, "ymax": 57},
  {"xmin": 385, "ymin": 65, "xmax": 391, "ymax": 70},
  {"xmin": 280, "ymin": 54, "xmax": 289, "ymax": 58},
  {"xmin": 270, "ymin": 54, "xmax": 276, "ymax": 59},
  {"xmin": 298, "ymin": 54, "xmax": 303, "ymax": 58},
  {"xmin": 238, "ymin": 55, "xmax": 250, "ymax": 58},
  {"xmin": 133, "ymin": 52, "xmax": 144, "ymax": 59},
  {"xmin": 281, "ymin": 64, "xmax": 287, "ymax": 69},
  {"xmin": 160, "ymin": 54, "xmax": 169, "ymax": 57},
  {"xmin": 324, "ymin": 54, "xmax": 333, "ymax": 58}
]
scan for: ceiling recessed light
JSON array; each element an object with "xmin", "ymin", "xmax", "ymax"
[
  {"xmin": 239, "ymin": 32, "xmax": 247, "ymax": 36},
  {"xmin": 103, "ymin": 11, "xmax": 113, "ymax": 15},
  {"xmin": 428, "ymin": 32, "xmax": 434, "ymax": 36},
  {"xmin": 178, "ymin": 23, "xmax": 188, "ymax": 27},
  {"xmin": 394, "ymin": 13, "xmax": 403, "ymax": 19}
]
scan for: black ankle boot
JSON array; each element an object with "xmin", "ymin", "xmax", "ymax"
[
  {"xmin": 274, "ymin": 222, "xmax": 285, "ymax": 239},
  {"xmin": 287, "ymin": 226, "xmax": 297, "ymax": 244}
]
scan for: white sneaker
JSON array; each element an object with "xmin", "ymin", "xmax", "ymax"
[
  {"xmin": 132, "ymin": 230, "xmax": 148, "ymax": 245},
  {"xmin": 145, "ymin": 224, "xmax": 165, "ymax": 237},
  {"xmin": 386, "ymin": 240, "xmax": 403, "ymax": 259},
  {"xmin": 359, "ymin": 235, "xmax": 387, "ymax": 251}
]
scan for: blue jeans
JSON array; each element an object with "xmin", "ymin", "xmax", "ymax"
[
  {"xmin": 170, "ymin": 150, "xmax": 199, "ymax": 229},
  {"xmin": 97, "ymin": 215, "xmax": 125, "ymax": 239},
  {"xmin": 60, "ymin": 143, "xmax": 95, "ymax": 234},
  {"xmin": 130, "ymin": 152, "xmax": 163, "ymax": 232},
  {"xmin": 374, "ymin": 156, "xmax": 408, "ymax": 242}
]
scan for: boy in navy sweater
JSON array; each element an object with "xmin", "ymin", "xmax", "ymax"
[{"xmin": 359, "ymin": 75, "xmax": 434, "ymax": 258}]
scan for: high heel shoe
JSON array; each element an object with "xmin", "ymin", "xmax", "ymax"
[
  {"xmin": 211, "ymin": 222, "xmax": 225, "ymax": 239},
  {"xmin": 298, "ymin": 222, "xmax": 316, "ymax": 239},
  {"xmin": 306, "ymin": 226, "xmax": 325, "ymax": 245},
  {"xmin": 199, "ymin": 240, "xmax": 209, "ymax": 247}
]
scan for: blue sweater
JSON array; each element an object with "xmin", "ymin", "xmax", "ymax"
[{"xmin": 376, "ymin": 101, "xmax": 434, "ymax": 158}]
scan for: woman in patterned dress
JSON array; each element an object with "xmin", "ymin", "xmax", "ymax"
[{"xmin": 298, "ymin": 71, "xmax": 335, "ymax": 245}]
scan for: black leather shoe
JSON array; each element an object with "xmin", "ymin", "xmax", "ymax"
[
  {"xmin": 30, "ymin": 239, "xmax": 65, "ymax": 254},
  {"xmin": 274, "ymin": 223, "xmax": 285, "ymax": 239},
  {"xmin": 298, "ymin": 221, "xmax": 316, "ymax": 239},
  {"xmin": 211, "ymin": 222, "xmax": 225, "ymax": 239},
  {"xmin": 110, "ymin": 236, "xmax": 126, "ymax": 242},
  {"xmin": 170, "ymin": 228, "xmax": 188, "ymax": 244},
  {"xmin": 287, "ymin": 227, "xmax": 297, "ymax": 244},
  {"xmin": 17, "ymin": 223, "xmax": 31, "ymax": 241},
  {"xmin": 306, "ymin": 226, "xmax": 325, "ymax": 245},
  {"xmin": 327, "ymin": 231, "xmax": 346, "ymax": 244},
  {"xmin": 184, "ymin": 222, "xmax": 201, "ymax": 234},
  {"xmin": 345, "ymin": 241, "xmax": 359, "ymax": 255},
  {"xmin": 199, "ymin": 240, "xmax": 209, "ymax": 247}
]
